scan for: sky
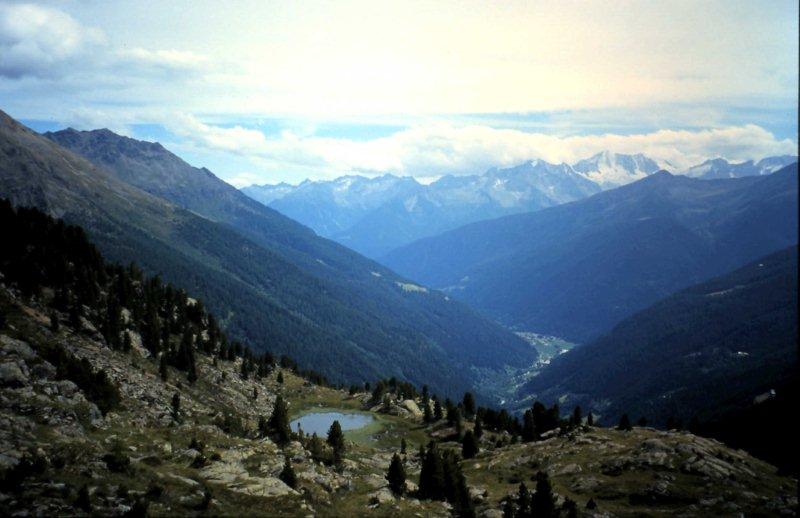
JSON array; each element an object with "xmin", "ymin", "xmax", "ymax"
[{"xmin": 1, "ymin": 0, "xmax": 797, "ymax": 186}]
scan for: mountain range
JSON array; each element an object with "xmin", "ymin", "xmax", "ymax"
[
  {"xmin": 381, "ymin": 165, "xmax": 799, "ymax": 343},
  {"xmin": 522, "ymin": 245, "xmax": 798, "ymax": 430},
  {"xmin": 242, "ymin": 153, "xmax": 796, "ymax": 258},
  {"xmin": 0, "ymin": 111, "xmax": 535, "ymax": 399}
]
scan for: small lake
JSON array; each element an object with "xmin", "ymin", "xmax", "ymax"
[{"xmin": 290, "ymin": 411, "xmax": 374, "ymax": 436}]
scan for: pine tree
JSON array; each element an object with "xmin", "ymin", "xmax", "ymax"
[
  {"xmin": 75, "ymin": 484, "xmax": 91, "ymax": 512},
  {"xmin": 276, "ymin": 370, "xmax": 284, "ymax": 384},
  {"xmin": 279, "ymin": 457, "xmax": 297, "ymax": 489},
  {"xmin": 522, "ymin": 409, "xmax": 536, "ymax": 442},
  {"xmin": 159, "ymin": 354, "xmax": 169, "ymax": 382},
  {"xmin": 400, "ymin": 438, "xmax": 407, "ymax": 454},
  {"xmin": 503, "ymin": 496, "xmax": 516, "ymax": 518},
  {"xmin": 171, "ymin": 392, "xmax": 181, "ymax": 422},
  {"xmin": 474, "ymin": 417, "xmax": 483, "ymax": 439},
  {"xmin": 516, "ymin": 483, "xmax": 531, "ymax": 518},
  {"xmin": 424, "ymin": 400, "xmax": 433, "ymax": 423},
  {"xmin": 418, "ymin": 442, "xmax": 446, "ymax": 500},
  {"xmin": 122, "ymin": 331, "xmax": 132, "ymax": 352},
  {"xmin": 308, "ymin": 433, "xmax": 324, "ymax": 462},
  {"xmin": 327, "ymin": 420, "xmax": 345, "ymax": 463},
  {"xmin": 434, "ymin": 397, "xmax": 444, "ymax": 420},
  {"xmin": 571, "ymin": 406, "xmax": 582, "ymax": 427},
  {"xmin": 532, "ymin": 471, "xmax": 556, "ymax": 518},
  {"xmin": 462, "ymin": 392, "xmax": 476, "ymax": 419},
  {"xmin": 268, "ymin": 395, "xmax": 292, "ymax": 445},
  {"xmin": 617, "ymin": 413, "xmax": 632, "ymax": 431},
  {"xmin": 386, "ymin": 453, "xmax": 406, "ymax": 495},
  {"xmin": 454, "ymin": 408, "xmax": 464, "ymax": 439},
  {"xmin": 49, "ymin": 310, "xmax": 60, "ymax": 332},
  {"xmin": 462, "ymin": 430, "xmax": 479, "ymax": 459},
  {"xmin": 587, "ymin": 413, "xmax": 594, "ymax": 427}
]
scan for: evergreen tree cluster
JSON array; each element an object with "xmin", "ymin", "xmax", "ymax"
[
  {"xmin": 0, "ymin": 199, "xmax": 331, "ymax": 396},
  {"xmin": 418, "ymin": 441, "xmax": 474, "ymax": 517},
  {"xmin": 502, "ymin": 472, "xmax": 559, "ymax": 518},
  {"xmin": 521, "ymin": 402, "xmax": 562, "ymax": 442}
]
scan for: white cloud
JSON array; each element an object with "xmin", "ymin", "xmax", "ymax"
[
  {"xmin": 0, "ymin": 3, "xmax": 208, "ymax": 82},
  {"xmin": 168, "ymin": 116, "xmax": 797, "ymax": 183},
  {"xmin": 0, "ymin": 3, "xmax": 105, "ymax": 78}
]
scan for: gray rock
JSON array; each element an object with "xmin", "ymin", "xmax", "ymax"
[
  {"xmin": 0, "ymin": 335, "xmax": 35, "ymax": 360},
  {"xmin": 0, "ymin": 361, "xmax": 28, "ymax": 387}
]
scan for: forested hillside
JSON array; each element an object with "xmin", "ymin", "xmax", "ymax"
[{"xmin": 0, "ymin": 111, "xmax": 534, "ymax": 399}]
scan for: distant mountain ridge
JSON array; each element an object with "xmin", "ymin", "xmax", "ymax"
[
  {"xmin": 243, "ymin": 152, "xmax": 795, "ymax": 258},
  {"xmin": 0, "ymin": 112, "xmax": 536, "ymax": 399},
  {"xmin": 522, "ymin": 245, "xmax": 798, "ymax": 428},
  {"xmin": 381, "ymin": 166, "xmax": 799, "ymax": 343},
  {"xmin": 683, "ymin": 155, "xmax": 797, "ymax": 179}
]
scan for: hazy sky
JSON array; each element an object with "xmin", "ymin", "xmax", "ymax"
[{"xmin": 1, "ymin": 0, "xmax": 797, "ymax": 185}]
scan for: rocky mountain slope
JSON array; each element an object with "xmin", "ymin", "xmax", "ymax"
[
  {"xmin": 0, "ymin": 110, "xmax": 534, "ymax": 400},
  {"xmin": 382, "ymin": 166, "xmax": 799, "ymax": 343},
  {"xmin": 1, "ymin": 281, "xmax": 796, "ymax": 517}
]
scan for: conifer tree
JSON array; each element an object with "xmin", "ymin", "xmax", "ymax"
[
  {"xmin": 454, "ymin": 408, "xmax": 464, "ymax": 439},
  {"xmin": 474, "ymin": 416, "xmax": 483, "ymax": 439},
  {"xmin": 327, "ymin": 420, "xmax": 345, "ymax": 462},
  {"xmin": 617, "ymin": 413, "xmax": 632, "ymax": 431},
  {"xmin": 503, "ymin": 497, "xmax": 515, "ymax": 518},
  {"xmin": 463, "ymin": 392, "xmax": 476, "ymax": 419},
  {"xmin": 386, "ymin": 453, "xmax": 406, "ymax": 495},
  {"xmin": 571, "ymin": 406, "xmax": 582, "ymax": 427},
  {"xmin": 49, "ymin": 310, "xmax": 60, "ymax": 332},
  {"xmin": 434, "ymin": 397, "xmax": 444, "ymax": 420},
  {"xmin": 279, "ymin": 457, "xmax": 297, "ymax": 489},
  {"xmin": 532, "ymin": 471, "xmax": 556, "ymax": 518},
  {"xmin": 418, "ymin": 442, "xmax": 446, "ymax": 501},
  {"xmin": 171, "ymin": 392, "xmax": 181, "ymax": 422},
  {"xmin": 308, "ymin": 432, "xmax": 324, "ymax": 462},
  {"xmin": 424, "ymin": 399, "xmax": 434, "ymax": 423},
  {"xmin": 159, "ymin": 354, "xmax": 169, "ymax": 382},
  {"xmin": 400, "ymin": 438, "xmax": 407, "ymax": 455},
  {"xmin": 268, "ymin": 395, "xmax": 292, "ymax": 445},
  {"xmin": 587, "ymin": 412, "xmax": 594, "ymax": 427},
  {"xmin": 462, "ymin": 430, "xmax": 479, "ymax": 459},
  {"xmin": 277, "ymin": 370, "xmax": 284, "ymax": 384},
  {"xmin": 516, "ymin": 482, "xmax": 531, "ymax": 517},
  {"xmin": 122, "ymin": 331, "xmax": 132, "ymax": 352},
  {"xmin": 522, "ymin": 409, "xmax": 536, "ymax": 442}
]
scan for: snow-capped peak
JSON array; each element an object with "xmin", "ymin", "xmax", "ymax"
[{"xmin": 572, "ymin": 151, "xmax": 662, "ymax": 189}]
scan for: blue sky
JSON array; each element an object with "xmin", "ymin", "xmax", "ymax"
[{"xmin": 2, "ymin": 1, "xmax": 797, "ymax": 186}]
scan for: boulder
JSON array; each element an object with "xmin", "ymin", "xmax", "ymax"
[
  {"xmin": 401, "ymin": 399, "xmax": 423, "ymax": 417},
  {"xmin": 368, "ymin": 488, "xmax": 395, "ymax": 506},
  {"xmin": 0, "ymin": 361, "xmax": 28, "ymax": 387},
  {"xmin": 0, "ymin": 336, "xmax": 36, "ymax": 360}
]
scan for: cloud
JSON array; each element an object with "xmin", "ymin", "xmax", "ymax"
[
  {"xmin": 0, "ymin": 3, "xmax": 105, "ymax": 79},
  {"xmin": 0, "ymin": 3, "xmax": 208, "ymax": 81},
  {"xmin": 167, "ymin": 116, "xmax": 797, "ymax": 183}
]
